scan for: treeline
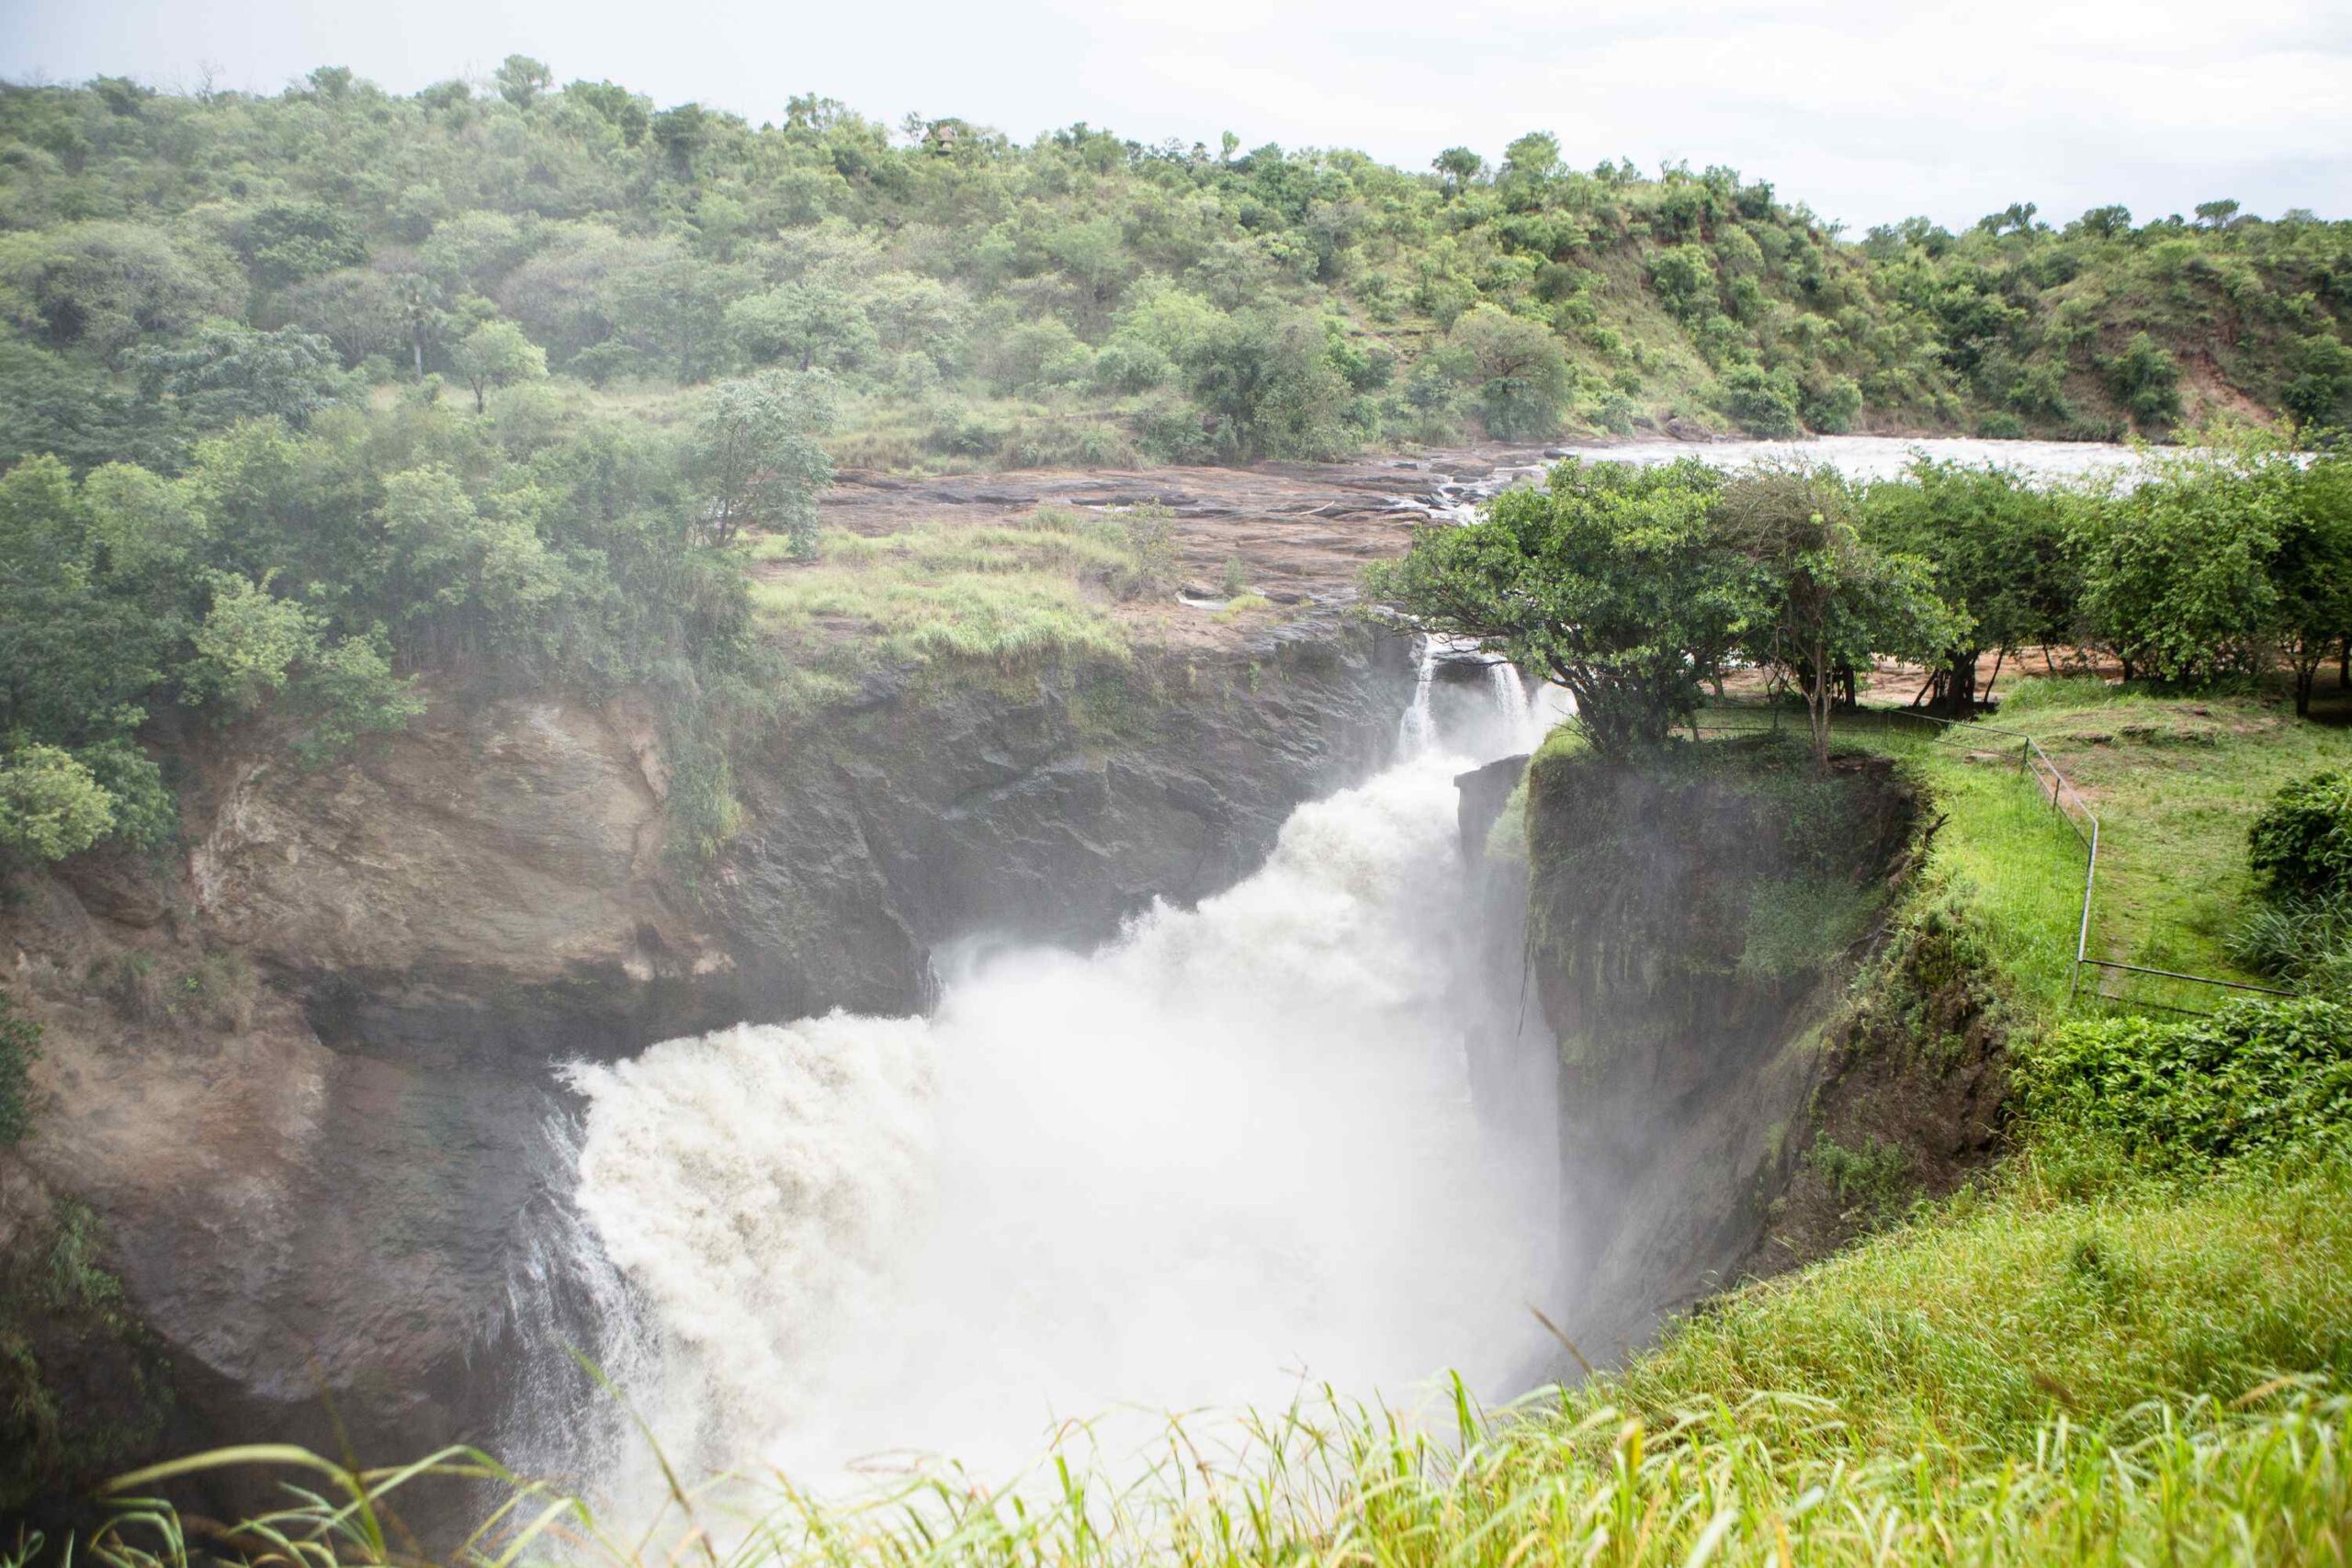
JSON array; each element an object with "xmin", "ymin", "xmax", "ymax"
[
  {"xmin": 0, "ymin": 62, "xmax": 2347, "ymax": 477},
  {"xmin": 1368, "ymin": 440, "xmax": 2352, "ymax": 763}
]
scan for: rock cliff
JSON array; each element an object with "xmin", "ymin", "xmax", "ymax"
[{"xmin": 0, "ymin": 617, "xmax": 1412, "ymax": 1519}]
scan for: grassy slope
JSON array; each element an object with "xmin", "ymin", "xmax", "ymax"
[{"xmin": 65, "ymin": 682, "xmax": 2352, "ymax": 1564}]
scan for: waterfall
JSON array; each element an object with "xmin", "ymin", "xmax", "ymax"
[
  {"xmin": 546, "ymin": 709, "xmax": 1560, "ymax": 1506},
  {"xmin": 1394, "ymin": 636, "xmax": 1440, "ymax": 760}
]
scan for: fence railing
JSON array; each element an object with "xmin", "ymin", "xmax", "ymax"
[{"xmin": 1689, "ymin": 702, "xmax": 2295, "ymax": 1016}]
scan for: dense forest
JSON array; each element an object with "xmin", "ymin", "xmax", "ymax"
[{"xmin": 4, "ymin": 59, "xmax": 2352, "ymax": 475}]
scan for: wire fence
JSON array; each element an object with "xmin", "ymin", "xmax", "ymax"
[{"xmin": 1688, "ymin": 702, "xmax": 2294, "ymax": 1017}]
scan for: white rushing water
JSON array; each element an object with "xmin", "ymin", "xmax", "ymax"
[
  {"xmin": 1413, "ymin": 434, "xmax": 2152, "ymax": 521},
  {"xmin": 554, "ymin": 661, "xmax": 1558, "ymax": 1501}
]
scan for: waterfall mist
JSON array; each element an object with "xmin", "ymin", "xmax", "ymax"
[{"xmin": 536, "ymin": 651, "xmax": 1566, "ymax": 1503}]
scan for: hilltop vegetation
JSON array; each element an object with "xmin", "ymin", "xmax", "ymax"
[{"xmin": 0, "ymin": 60, "xmax": 2347, "ymax": 482}]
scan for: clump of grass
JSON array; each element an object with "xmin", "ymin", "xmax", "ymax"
[
  {"xmin": 1806, "ymin": 1133, "xmax": 1915, "ymax": 1223},
  {"xmin": 750, "ymin": 510, "xmax": 1136, "ymax": 684},
  {"xmin": 1213, "ymin": 592, "xmax": 1273, "ymax": 623}
]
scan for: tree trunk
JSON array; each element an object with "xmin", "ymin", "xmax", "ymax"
[
  {"xmin": 2297, "ymin": 660, "xmax": 2316, "ymax": 718},
  {"xmin": 1982, "ymin": 647, "xmax": 2007, "ymax": 707},
  {"xmin": 1807, "ymin": 637, "xmax": 1833, "ymax": 768},
  {"xmin": 1947, "ymin": 650, "xmax": 1979, "ymax": 717}
]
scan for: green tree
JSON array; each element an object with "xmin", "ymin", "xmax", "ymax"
[
  {"xmin": 0, "ymin": 742, "xmax": 114, "ymax": 867},
  {"xmin": 448, "ymin": 320, "xmax": 548, "ymax": 412},
  {"xmin": 2282, "ymin": 333, "xmax": 2352, "ymax": 432},
  {"xmin": 726, "ymin": 283, "xmax": 876, "ymax": 372},
  {"xmin": 1446, "ymin": 304, "xmax": 1572, "ymax": 442},
  {"xmin": 185, "ymin": 571, "xmax": 323, "ymax": 713},
  {"xmin": 130, "ymin": 321, "xmax": 344, "ymax": 427},
  {"xmin": 2068, "ymin": 452, "xmax": 2283, "ymax": 684},
  {"xmin": 495, "ymin": 54, "xmax": 553, "ymax": 108},
  {"xmin": 1185, "ymin": 310, "xmax": 1347, "ymax": 462},
  {"xmin": 1863, "ymin": 460, "xmax": 2075, "ymax": 714},
  {"xmin": 1718, "ymin": 466, "xmax": 1964, "ymax": 765},
  {"xmin": 691, "ymin": 372, "xmax": 835, "ymax": 553},
  {"xmin": 2271, "ymin": 455, "xmax": 2352, "ymax": 716},
  {"xmin": 1363, "ymin": 459, "xmax": 1745, "ymax": 753},
  {"xmin": 1431, "ymin": 147, "xmax": 1486, "ymax": 196},
  {"xmin": 2103, "ymin": 332, "xmax": 2183, "ymax": 430}
]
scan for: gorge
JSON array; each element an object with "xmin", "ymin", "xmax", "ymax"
[{"xmin": 1, "ymin": 436, "xmax": 2137, "ymax": 1529}]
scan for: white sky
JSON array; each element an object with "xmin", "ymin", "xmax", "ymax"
[{"xmin": 3, "ymin": 0, "xmax": 2346, "ymax": 231}]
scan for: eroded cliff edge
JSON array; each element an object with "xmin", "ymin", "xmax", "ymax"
[
  {"xmin": 1473, "ymin": 733, "xmax": 1929, "ymax": 1366},
  {"xmin": 0, "ymin": 619, "xmax": 1413, "ymax": 1517}
]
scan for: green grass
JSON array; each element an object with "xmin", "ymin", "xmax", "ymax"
[
  {"xmin": 746, "ymin": 511, "xmax": 1135, "ymax": 699},
  {"xmin": 1831, "ymin": 681, "xmax": 2352, "ymax": 1014}
]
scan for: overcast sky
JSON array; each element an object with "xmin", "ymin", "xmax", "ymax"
[{"xmin": 5, "ymin": 0, "xmax": 2346, "ymax": 232}]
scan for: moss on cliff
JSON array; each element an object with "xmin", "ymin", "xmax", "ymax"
[{"xmin": 0, "ymin": 1188, "xmax": 174, "ymax": 1520}]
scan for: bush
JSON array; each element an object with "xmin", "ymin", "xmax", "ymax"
[
  {"xmin": 1719, "ymin": 364, "xmax": 1803, "ymax": 437},
  {"xmin": 2018, "ymin": 998, "xmax": 2352, "ymax": 1166},
  {"xmin": 0, "ymin": 743, "xmax": 114, "ymax": 867},
  {"xmin": 0, "ymin": 990, "xmax": 37, "ymax": 1144},
  {"xmin": 1112, "ymin": 504, "xmax": 1180, "ymax": 601},
  {"xmin": 2229, "ymin": 890, "xmax": 2352, "ymax": 994},
  {"xmin": 2248, "ymin": 771, "xmax": 2352, "ymax": 899}
]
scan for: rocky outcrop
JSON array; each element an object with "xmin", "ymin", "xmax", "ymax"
[
  {"xmin": 1512, "ymin": 738, "xmax": 1917, "ymax": 1363},
  {"xmin": 0, "ymin": 618, "xmax": 1414, "ymax": 1519}
]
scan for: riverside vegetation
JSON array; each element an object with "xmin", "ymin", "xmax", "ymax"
[{"xmin": 6, "ymin": 54, "xmax": 2352, "ymax": 1568}]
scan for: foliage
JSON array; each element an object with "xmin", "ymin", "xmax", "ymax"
[
  {"xmin": 1, "ymin": 1197, "xmax": 173, "ymax": 1519},
  {"xmin": 1444, "ymin": 303, "xmax": 1572, "ymax": 441},
  {"xmin": 4, "ymin": 69, "xmax": 2338, "ymax": 479},
  {"xmin": 2017, "ymin": 999, "xmax": 2352, "ymax": 1167},
  {"xmin": 1364, "ymin": 459, "xmax": 1744, "ymax": 751},
  {"xmin": 0, "ymin": 742, "xmax": 114, "ymax": 866},
  {"xmin": 1716, "ymin": 467, "xmax": 1962, "ymax": 763},
  {"xmin": 2228, "ymin": 889, "xmax": 2352, "ymax": 995},
  {"xmin": 2064, "ymin": 448, "xmax": 2286, "ymax": 684},
  {"xmin": 1860, "ymin": 459, "xmax": 2074, "ymax": 711},
  {"xmin": 692, "ymin": 371, "xmax": 835, "ymax": 553},
  {"xmin": 2247, "ymin": 770, "xmax": 2352, "ymax": 899},
  {"xmin": 447, "ymin": 319, "xmax": 546, "ymax": 412},
  {"xmin": 0, "ymin": 987, "xmax": 40, "ymax": 1145}
]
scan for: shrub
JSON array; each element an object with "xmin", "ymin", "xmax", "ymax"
[
  {"xmin": 2018, "ymin": 998, "xmax": 2352, "ymax": 1166},
  {"xmin": 1719, "ymin": 365, "xmax": 1803, "ymax": 437},
  {"xmin": 0, "ymin": 989, "xmax": 37, "ymax": 1144},
  {"xmin": 0, "ymin": 743, "xmax": 114, "ymax": 867},
  {"xmin": 1112, "ymin": 504, "xmax": 1181, "ymax": 601},
  {"xmin": 2229, "ymin": 890, "xmax": 2352, "ymax": 994},
  {"xmin": 2248, "ymin": 771, "xmax": 2352, "ymax": 899}
]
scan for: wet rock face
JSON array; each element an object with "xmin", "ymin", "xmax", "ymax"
[
  {"xmin": 714, "ymin": 631, "xmax": 1412, "ymax": 1020},
  {"xmin": 1519, "ymin": 742, "xmax": 1916, "ymax": 1361},
  {"xmin": 0, "ymin": 619, "xmax": 1414, "ymax": 1507}
]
